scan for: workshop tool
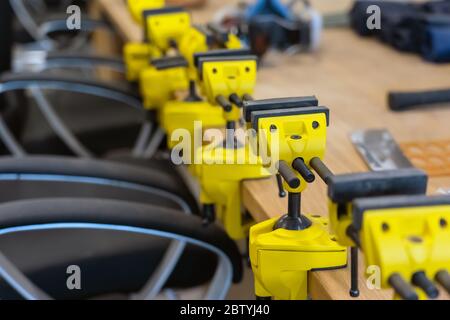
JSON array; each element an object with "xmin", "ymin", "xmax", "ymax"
[
  {"xmin": 129, "ymin": 28, "xmax": 246, "ymax": 150},
  {"xmin": 310, "ymin": 157, "xmax": 450, "ymax": 300},
  {"xmin": 160, "ymin": 81, "xmax": 226, "ymax": 151},
  {"xmin": 350, "ymin": 0, "xmax": 450, "ymax": 63},
  {"xmin": 351, "ymin": 129, "xmax": 450, "ymax": 178},
  {"xmin": 187, "ymin": 50, "xmax": 271, "ymax": 239},
  {"xmin": 124, "ymin": 2, "xmax": 250, "ymax": 160},
  {"xmin": 154, "ymin": 45, "xmax": 247, "ymax": 153},
  {"xmin": 124, "ymin": 6, "xmax": 192, "ymax": 82},
  {"xmin": 348, "ymin": 131, "xmax": 450, "ymax": 297},
  {"xmin": 389, "ymin": 88, "xmax": 450, "ymax": 111},
  {"xmin": 352, "ymin": 194, "xmax": 450, "ymax": 299},
  {"xmin": 351, "ymin": 129, "xmax": 413, "ymax": 172},
  {"xmin": 128, "ymin": 2, "xmax": 192, "ymax": 50},
  {"xmin": 195, "ymin": 50, "xmax": 258, "ymax": 128},
  {"xmin": 316, "ymin": 163, "xmax": 428, "ymax": 298},
  {"xmin": 246, "ymin": 100, "xmax": 450, "ymax": 300},
  {"xmin": 143, "ymin": 7, "xmax": 191, "ymax": 52},
  {"xmin": 130, "ymin": 34, "xmax": 263, "ymax": 238},
  {"xmin": 213, "ymin": 0, "xmax": 322, "ymax": 57},
  {"xmin": 139, "ymin": 56, "xmax": 189, "ymax": 109},
  {"xmin": 245, "ymin": 96, "xmax": 348, "ymax": 300},
  {"xmin": 178, "ymin": 25, "xmax": 243, "ymax": 80},
  {"xmin": 191, "ymin": 142, "xmax": 272, "ymax": 239}
]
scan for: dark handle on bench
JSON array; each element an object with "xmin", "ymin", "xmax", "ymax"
[{"xmin": 388, "ymin": 89, "xmax": 450, "ymax": 111}]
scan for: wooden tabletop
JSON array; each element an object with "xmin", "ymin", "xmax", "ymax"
[{"xmin": 94, "ymin": 0, "xmax": 450, "ymax": 300}]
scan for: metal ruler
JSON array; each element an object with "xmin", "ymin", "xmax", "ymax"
[{"xmin": 350, "ymin": 129, "xmax": 413, "ymax": 171}]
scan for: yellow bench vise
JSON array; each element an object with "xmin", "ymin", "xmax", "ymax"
[
  {"xmin": 143, "ymin": 7, "xmax": 191, "ymax": 52},
  {"xmin": 312, "ymin": 162, "xmax": 450, "ymax": 300},
  {"xmin": 124, "ymin": 42, "xmax": 163, "ymax": 82},
  {"xmin": 179, "ymin": 25, "xmax": 243, "ymax": 80},
  {"xmin": 191, "ymin": 141, "xmax": 272, "ymax": 240},
  {"xmin": 315, "ymin": 165, "xmax": 429, "ymax": 297},
  {"xmin": 184, "ymin": 56, "xmax": 264, "ymax": 239},
  {"xmin": 324, "ymin": 168, "xmax": 428, "ymax": 249},
  {"xmin": 123, "ymin": 6, "xmax": 191, "ymax": 81},
  {"xmin": 244, "ymin": 97, "xmax": 347, "ymax": 300},
  {"xmin": 195, "ymin": 50, "xmax": 258, "ymax": 124},
  {"xmin": 160, "ymin": 81, "xmax": 226, "ymax": 151},
  {"xmin": 351, "ymin": 195, "xmax": 450, "ymax": 300},
  {"xmin": 139, "ymin": 56, "xmax": 189, "ymax": 109},
  {"xmin": 196, "ymin": 50, "xmax": 257, "ymax": 102},
  {"xmin": 250, "ymin": 215, "xmax": 347, "ymax": 300},
  {"xmin": 243, "ymin": 96, "xmax": 326, "ymax": 193}
]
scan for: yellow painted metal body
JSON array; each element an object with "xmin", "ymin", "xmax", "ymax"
[
  {"xmin": 179, "ymin": 29, "xmax": 243, "ymax": 79},
  {"xmin": 256, "ymin": 112, "xmax": 328, "ymax": 193},
  {"xmin": 127, "ymin": 0, "xmax": 165, "ymax": 24},
  {"xmin": 191, "ymin": 143, "xmax": 272, "ymax": 239},
  {"xmin": 124, "ymin": 5, "xmax": 189, "ymax": 82},
  {"xmin": 250, "ymin": 217, "xmax": 347, "ymax": 300},
  {"xmin": 123, "ymin": 43, "xmax": 162, "ymax": 82},
  {"xmin": 225, "ymin": 34, "xmax": 243, "ymax": 50},
  {"xmin": 199, "ymin": 58, "xmax": 258, "ymax": 105},
  {"xmin": 145, "ymin": 10, "xmax": 191, "ymax": 51},
  {"xmin": 247, "ymin": 103, "xmax": 343, "ymax": 300},
  {"xmin": 139, "ymin": 65, "xmax": 189, "ymax": 109},
  {"xmin": 359, "ymin": 204, "xmax": 450, "ymax": 290},
  {"xmin": 178, "ymin": 28, "xmax": 210, "ymax": 79},
  {"xmin": 328, "ymin": 201, "xmax": 355, "ymax": 247},
  {"xmin": 160, "ymin": 100, "xmax": 226, "ymax": 150}
]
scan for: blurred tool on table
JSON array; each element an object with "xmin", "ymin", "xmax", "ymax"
[
  {"xmin": 213, "ymin": 0, "xmax": 323, "ymax": 57},
  {"xmin": 350, "ymin": 0, "xmax": 450, "ymax": 63}
]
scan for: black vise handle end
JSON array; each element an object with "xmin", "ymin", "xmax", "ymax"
[
  {"xmin": 389, "ymin": 274, "xmax": 419, "ymax": 300},
  {"xmin": 412, "ymin": 272, "xmax": 439, "ymax": 299},
  {"xmin": 216, "ymin": 95, "xmax": 232, "ymax": 112},
  {"xmin": 293, "ymin": 158, "xmax": 315, "ymax": 183},
  {"xmin": 278, "ymin": 161, "xmax": 300, "ymax": 189},
  {"xmin": 276, "ymin": 174, "xmax": 287, "ymax": 198},
  {"xmin": 229, "ymin": 93, "xmax": 243, "ymax": 108},
  {"xmin": 310, "ymin": 157, "xmax": 334, "ymax": 185}
]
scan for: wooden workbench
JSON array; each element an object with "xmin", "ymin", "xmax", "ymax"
[{"xmin": 94, "ymin": 0, "xmax": 450, "ymax": 300}]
